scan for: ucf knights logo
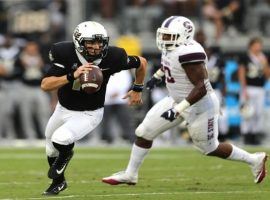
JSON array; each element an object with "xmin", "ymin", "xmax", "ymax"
[
  {"xmin": 73, "ymin": 27, "xmax": 81, "ymax": 42},
  {"xmin": 49, "ymin": 50, "xmax": 54, "ymax": 61}
]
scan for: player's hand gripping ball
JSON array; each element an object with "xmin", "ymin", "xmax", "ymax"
[{"xmin": 79, "ymin": 66, "xmax": 103, "ymax": 94}]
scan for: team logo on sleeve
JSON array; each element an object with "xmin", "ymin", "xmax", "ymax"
[{"xmin": 49, "ymin": 50, "xmax": 54, "ymax": 61}]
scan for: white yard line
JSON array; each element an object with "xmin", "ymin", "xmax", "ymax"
[
  {"xmin": 0, "ymin": 153, "xmax": 198, "ymax": 160},
  {"xmin": 0, "ymin": 190, "xmax": 270, "ymax": 200},
  {"xmin": 0, "ymin": 180, "xmax": 101, "ymax": 185}
]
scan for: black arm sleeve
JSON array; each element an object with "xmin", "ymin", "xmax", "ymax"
[{"xmin": 127, "ymin": 56, "xmax": 141, "ymax": 69}]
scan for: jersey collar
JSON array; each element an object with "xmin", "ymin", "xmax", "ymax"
[{"xmin": 75, "ymin": 49, "xmax": 102, "ymax": 65}]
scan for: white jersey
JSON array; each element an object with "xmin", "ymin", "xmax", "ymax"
[
  {"xmin": 137, "ymin": 41, "xmax": 219, "ymax": 153},
  {"xmin": 161, "ymin": 40, "xmax": 212, "ymax": 103}
]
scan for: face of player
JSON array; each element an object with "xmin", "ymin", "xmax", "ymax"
[
  {"xmin": 162, "ymin": 33, "xmax": 178, "ymax": 49},
  {"xmin": 162, "ymin": 33, "xmax": 174, "ymax": 41},
  {"xmin": 84, "ymin": 40, "xmax": 103, "ymax": 57},
  {"xmin": 250, "ymin": 41, "xmax": 262, "ymax": 55},
  {"xmin": 24, "ymin": 42, "xmax": 39, "ymax": 56}
]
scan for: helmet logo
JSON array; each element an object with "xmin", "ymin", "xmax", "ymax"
[
  {"xmin": 74, "ymin": 27, "xmax": 81, "ymax": 41},
  {"xmin": 183, "ymin": 21, "xmax": 193, "ymax": 33}
]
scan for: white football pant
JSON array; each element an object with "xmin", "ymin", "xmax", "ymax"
[
  {"xmin": 45, "ymin": 102, "xmax": 103, "ymax": 157},
  {"xmin": 240, "ymin": 86, "xmax": 265, "ymax": 134},
  {"xmin": 136, "ymin": 92, "xmax": 220, "ymax": 154}
]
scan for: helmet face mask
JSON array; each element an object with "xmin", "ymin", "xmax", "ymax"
[
  {"xmin": 156, "ymin": 16, "xmax": 195, "ymax": 51},
  {"xmin": 73, "ymin": 21, "xmax": 109, "ymax": 61},
  {"xmin": 156, "ymin": 28, "xmax": 180, "ymax": 51}
]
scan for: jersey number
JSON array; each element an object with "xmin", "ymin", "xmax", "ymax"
[{"xmin": 163, "ymin": 66, "xmax": 175, "ymax": 83}]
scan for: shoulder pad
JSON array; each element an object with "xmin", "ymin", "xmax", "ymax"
[
  {"xmin": 50, "ymin": 41, "xmax": 74, "ymax": 64},
  {"xmin": 107, "ymin": 46, "xmax": 127, "ymax": 59}
]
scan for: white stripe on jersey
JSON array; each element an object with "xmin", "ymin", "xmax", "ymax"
[{"xmin": 53, "ymin": 63, "xmax": 65, "ymax": 68}]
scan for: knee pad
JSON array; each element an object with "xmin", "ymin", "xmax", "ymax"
[
  {"xmin": 135, "ymin": 125, "xmax": 144, "ymax": 138},
  {"xmin": 51, "ymin": 128, "xmax": 74, "ymax": 145},
  {"xmin": 135, "ymin": 124, "xmax": 157, "ymax": 141}
]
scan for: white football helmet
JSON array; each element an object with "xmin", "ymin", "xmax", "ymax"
[
  {"xmin": 156, "ymin": 16, "xmax": 195, "ymax": 51},
  {"xmin": 73, "ymin": 21, "xmax": 109, "ymax": 61}
]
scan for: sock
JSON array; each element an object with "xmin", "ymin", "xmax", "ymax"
[
  {"xmin": 227, "ymin": 144, "xmax": 257, "ymax": 165},
  {"xmin": 125, "ymin": 144, "xmax": 150, "ymax": 177},
  {"xmin": 52, "ymin": 142, "xmax": 74, "ymax": 156},
  {"xmin": 47, "ymin": 156, "xmax": 56, "ymax": 166},
  {"xmin": 47, "ymin": 156, "xmax": 65, "ymax": 183}
]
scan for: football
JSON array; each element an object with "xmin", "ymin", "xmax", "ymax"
[{"xmin": 79, "ymin": 66, "xmax": 103, "ymax": 94}]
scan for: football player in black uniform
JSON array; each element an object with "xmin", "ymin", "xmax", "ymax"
[
  {"xmin": 41, "ymin": 21, "xmax": 147, "ymax": 195},
  {"xmin": 238, "ymin": 37, "xmax": 270, "ymax": 145}
]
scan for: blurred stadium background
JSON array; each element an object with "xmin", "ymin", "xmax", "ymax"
[{"xmin": 1, "ymin": 0, "xmax": 270, "ymax": 147}]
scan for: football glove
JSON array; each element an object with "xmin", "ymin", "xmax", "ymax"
[
  {"xmin": 161, "ymin": 108, "xmax": 179, "ymax": 122},
  {"xmin": 146, "ymin": 76, "xmax": 162, "ymax": 90}
]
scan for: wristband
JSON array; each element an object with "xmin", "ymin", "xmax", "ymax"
[
  {"xmin": 67, "ymin": 72, "xmax": 75, "ymax": 82},
  {"xmin": 132, "ymin": 83, "xmax": 144, "ymax": 92},
  {"xmin": 174, "ymin": 99, "xmax": 190, "ymax": 113}
]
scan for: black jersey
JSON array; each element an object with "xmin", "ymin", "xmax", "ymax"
[
  {"xmin": 239, "ymin": 54, "xmax": 266, "ymax": 87},
  {"xmin": 207, "ymin": 53, "xmax": 225, "ymax": 89},
  {"xmin": 45, "ymin": 41, "xmax": 140, "ymax": 111}
]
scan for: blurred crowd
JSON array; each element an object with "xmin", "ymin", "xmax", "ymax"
[
  {"xmin": 0, "ymin": 0, "xmax": 67, "ymax": 140},
  {"xmin": 86, "ymin": 0, "xmax": 270, "ymax": 47},
  {"xmin": 1, "ymin": 0, "xmax": 270, "ymax": 146}
]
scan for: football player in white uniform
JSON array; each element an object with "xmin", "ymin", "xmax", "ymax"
[{"xmin": 102, "ymin": 16, "xmax": 267, "ymax": 185}]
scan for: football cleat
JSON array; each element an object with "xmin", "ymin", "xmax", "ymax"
[
  {"xmin": 48, "ymin": 151, "xmax": 74, "ymax": 179},
  {"xmin": 42, "ymin": 180, "xmax": 67, "ymax": 195},
  {"xmin": 250, "ymin": 152, "xmax": 268, "ymax": 183},
  {"xmin": 102, "ymin": 171, "xmax": 137, "ymax": 185}
]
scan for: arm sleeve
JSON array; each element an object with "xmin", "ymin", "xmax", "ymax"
[
  {"xmin": 126, "ymin": 56, "xmax": 141, "ymax": 69},
  {"xmin": 111, "ymin": 47, "xmax": 141, "ymax": 73}
]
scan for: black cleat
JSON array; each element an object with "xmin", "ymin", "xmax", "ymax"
[
  {"xmin": 42, "ymin": 180, "xmax": 67, "ymax": 195},
  {"xmin": 48, "ymin": 151, "xmax": 74, "ymax": 179}
]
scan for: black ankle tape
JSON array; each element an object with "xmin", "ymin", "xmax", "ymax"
[{"xmin": 52, "ymin": 142, "xmax": 74, "ymax": 153}]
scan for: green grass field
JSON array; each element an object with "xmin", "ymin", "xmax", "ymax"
[{"xmin": 0, "ymin": 146, "xmax": 269, "ymax": 200}]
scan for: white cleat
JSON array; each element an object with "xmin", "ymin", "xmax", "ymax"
[
  {"xmin": 102, "ymin": 171, "xmax": 138, "ymax": 185},
  {"xmin": 250, "ymin": 152, "xmax": 268, "ymax": 184}
]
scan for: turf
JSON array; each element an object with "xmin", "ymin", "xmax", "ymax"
[{"xmin": 0, "ymin": 146, "xmax": 269, "ymax": 200}]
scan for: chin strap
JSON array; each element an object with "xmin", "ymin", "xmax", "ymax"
[{"xmin": 75, "ymin": 49, "xmax": 102, "ymax": 65}]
